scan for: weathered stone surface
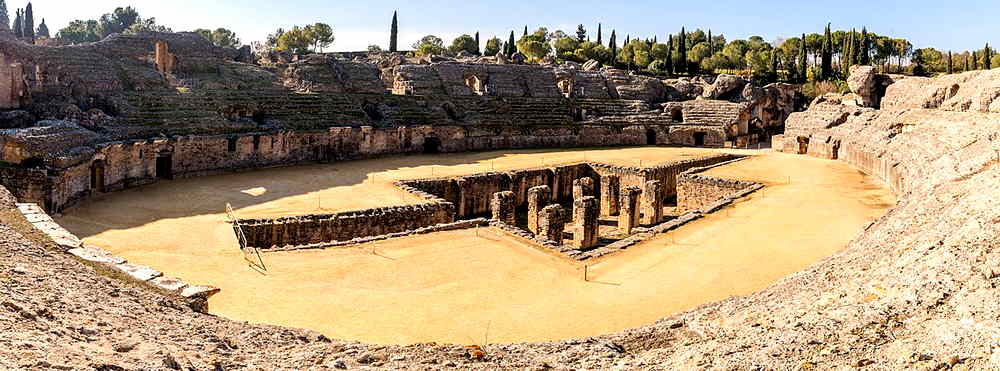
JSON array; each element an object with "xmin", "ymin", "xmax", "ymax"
[
  {"xmin": 69, "ymin": 246, "xmax": 127, "ymax": 265},
  {"xmin": 572, "ymin": 177, "xmax": 594, "ymax": 201},
  {"xmin": 538, "ymin": 204, "xmax": 564, "ymax": 245},
  {"xmin": 618, "ymin": 186, "xmax": 641, "ymax": 234},
  {"xmin": 526, "ymin": 185, "xmax": 551, "ymax": 234},
  {"xmin": 570, "ymin": 196, "xmax": 598, "ymax": 249},
  {"xmin": 702, "ymin": 74, "xmax": 747, "ymax": 100},
  {"xmin": 847, "ymin": 65, "xmax": 878, "ymax": 107},
  {"xmin": 599, "ymin": 175, "xmax": 620, "ymax": 216},
  {"xmin": 582, "ymin": 59, "xmax": 600, "ymax": 71},
  {"xmin": 641, "ymin": 180, "xmax": 663, "ymax": 225},
  {"xmin": 149, "ymin": 276, "xmax": 188, "ymax": 294},
  {"xmin": 114, "ymin": 263, "xmax": 163, "ymax": 282},
  {"xmin": 490, "ymin": 191, "xmax": 516, "ymax": 225}
]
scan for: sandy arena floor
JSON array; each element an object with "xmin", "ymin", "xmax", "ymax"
[{"xmin": 55, "ymin": 147, "xmax": 895, "ymax": 345}]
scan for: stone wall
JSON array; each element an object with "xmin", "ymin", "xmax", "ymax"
[
  {"xmin": 0, "ymin": 166, "xmax": 51, "ymax": 209},
  {"xmin": 238, "ymin": 202, "xmax": 455, "ymax": 249},
  {"xmin": 676, "ymin": 158, "xmax": 760, "ymax": 212}
]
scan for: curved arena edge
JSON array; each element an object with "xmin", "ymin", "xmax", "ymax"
[{"xmin": 3, "ymin": 55, "xmax": 1000, "ymax": 368}]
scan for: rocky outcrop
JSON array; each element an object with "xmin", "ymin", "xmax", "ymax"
[
  {"xmin": 882, "ymin": 69, "xmax": 1000, "ymax": 112},
  {"xmin": 847, "ymin": 65, "xmax": 878, "ymax": 107},
  {"xmin": 702, "ymin": 74, "xmax": 747, "ymax": 100}
]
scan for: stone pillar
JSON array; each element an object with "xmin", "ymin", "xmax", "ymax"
[
  {"xmin": 619, "ymin": 186, "xmax": 642, "ymax": 234},
  {"xmin": 572, "ymin": 177, "xmax": 594, "ymax": 201},
  {"xmin": 641, "ymin": 180, "xmax": 663, "ymax": 225},
  {"xmin": 538, "ymin": 204, "xmax": 565, "ymax": 244},
  {"xmin": 600, "ymin": 175, "xmax": 620, "ymax": 216},
  {"xmin": 491, "ymin": 191, "xmax": 515, "ymax": 225},
  {"xmin": 571, "ymin": 196, "xmax": 599, "ymax": 249},
  {"xmin": 527, "ymin": 185, "xmax": 551, "ymax": 234}
]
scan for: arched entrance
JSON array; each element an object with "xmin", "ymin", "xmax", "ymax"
[
  {"xmin": 693, "ymin": 132, "xmax": 707, "ymax": 146},
  {"xmin": 645, "ymin": 129, "xmax": 657, "ymax": 145},
  {"xmin": 423, "ymin": 137, "xmax": 442, "ymax": 154},
  {"xmin": 90, "ymin": 160, "xmax": 106, "ymax": 193}
]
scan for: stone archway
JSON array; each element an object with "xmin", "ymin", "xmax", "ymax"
[
  {"xmin": 464, "ymin": 74, "xmax": 486, "ymax": 95},
  {"xmin": 90, "ymin": 160, "xmax": 106, "ymax": 193}
]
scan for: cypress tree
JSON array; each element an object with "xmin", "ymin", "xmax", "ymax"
[
  {"xmin": 986, "ymin": 43, "xmax": 992, "ymax": 70},
  {"xmin": 653, "ymin": 35, "xmax": 657, "ymax": 45},
  {"xmin": 12, "ymin": 8, "xmax": 20, "ymax": 38},
  {"xmin": 821, "ymin": 23, "xmax": 833, "ymax": 80},
  {"xmin": 609, "ymin": 30, "xmax": 617, "ymax": 68},
  {"xmin": 965, "ymin": 53, "xmax": 970, "ymax": 72},
  {"xmin": 859, "ymin": 27, "xmax": 871, "ymax": 65},
  {"xmin": 507, "ymin": 31, "xmax": 516, "ymax": 55},
  {"xmin": 576, "ymin": 24, "xmax": 586, "ymax": 42},
  {"xmin": 843, "ymin": 30, "xmax": 853, "ymax": 77},
  {"xmin": 799, "ymin": 33, "xmax": 808, "ymax": 82},
  {"xmin": 666, "ymin": 34, "xmax": 674, "ymax": 75},
  {"xmin": 389, "ymin": 11, "xmax": 398, "ymax": 52},
  {"xmin": 523, "ymin": 26, "xmax": 528, "ymax": 37},
  {"xmin": 35, "ymin": 17, "xmax": 46, "ymax": 38},
  {"xmin": 947, "ymin": 51, "xmax": 953, "ymax": 74},
  {"xmin": 972, "ymin": 51, "xmax": 978, "ymax": 70},
  {"xmin": 24, "ymin": 2, "xmax": 34, "ymax": 44},
  {"xmin": 769, "ymin": 50, "xmax": 778, "ymax": 83},
  {"xmin": 678, "ymin": 27, "xmax": 687, "ymax": 74},
  {"xmin": 474, "ymin": 32, "xmax": 480, "ymax": 55},
  {"xmin": 597, "ymin": 23, "xmax": 602, "ymax": 44},
  {"xmin": 0, "ymin": 0, "xmax": 8, "ymax": 32},
  {"xmin": 708, "ymin": 29, "xmax": 713, "ymax": 54}
]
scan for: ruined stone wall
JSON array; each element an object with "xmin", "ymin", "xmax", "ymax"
[
  {"xmin": 0, "ymin": 166, "xmax": 50, "ymax": 208},
  {"xmin": 676, "ymin": 160, "xmax": 758, "ymax": 212},
  {"xmin": 644, "ymin": 154, "xmax": 742, "ymax": 199},
  {"xmin": 238, "ymin": 202, "xmax": 455, "ymax": 249}
]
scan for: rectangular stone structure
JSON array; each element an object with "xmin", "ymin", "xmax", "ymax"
[
  {"xmin": 619, "ymin": 186, "xmax": 642, "ymax": 234},
  {"xmin": 571, "ymin": 196, "xmax": 599, "ymax": 250},
  {"xmin": 641, "ymin": 180, "xmax": 663, "ymax": 225},
  {"xmin": 491, "ymin": 191, "xmax": 516, "ymax": 225},
  {"xmin": 572, "ymin": 177, "xmax": 594, "ymax": 201},
  {"xmin": 538, "ymin": 204, "xmax": 565, "ymax": 245},
  {"xmin": 527, "ymin": 185, "xmax": 551, "ymax": 234},
  {"xmin": 600, "ymin": 175, "xmax": 620, "ymax": 216}
]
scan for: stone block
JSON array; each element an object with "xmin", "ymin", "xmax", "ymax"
[
  {"xmin": 114, "ymin": 263, "xmax": 163, "ymax": 282},
  {"xmin": 527, "ymin": 185, "xmax": 551, "ymax": 234},
  {"xmin": 149, "ymin": 276, "xmax": 188, "ymax": 294},
  {"xmin": 619, "ymin": 186, "xmax": 642, "ymax": 234},
  {"xmin": 572, "ymin": 177, "xmax": 594, "ymax": 201},
  {"xmin": 69, "ymin": 246, "xmax": 127, "ymax": 265},
  {"xmin": 641, "ymin": 180, "xmax": 664, "ymax": 225},
  {"xmin": 571, "ymin": 196, "xmax": 599, "ymax": 250},
  {"xmin": 490, "ymin": 191, "xmax": 516, "ymax": 225},
  {"xmin": 538, "ymin": 204, "xmax": 565, "ymax": 245},
  {"xmin": 600, "ymin": 175, "xmax": 620, "ymax": 217}
]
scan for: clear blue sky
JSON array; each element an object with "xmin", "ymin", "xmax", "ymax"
[{"xmin": 22, "ymin": 0, "xmax": 998, "ymax": 51}]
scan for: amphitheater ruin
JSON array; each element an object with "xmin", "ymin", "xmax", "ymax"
[{"xmin": 2, "ymin": 28, "xmax": 1000, "ymax": 369}]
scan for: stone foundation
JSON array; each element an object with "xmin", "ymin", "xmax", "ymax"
[
  {"xmin": 526, "ymin": 185, "xmax": 551, "ymax": 234},
  {"xmin": 599, "ymin": 175, "xmax": 620, "ymax": 216},
  {"xmin": 641, "ymin": 180, "xmax": 664, "ymax": 225},
  {"xmin": 570, "ymin": 196, "xmax": 599, "ymax": 249},
  {"xmin": 618, "ymin": 186, "xmax": 641, "ymax": 234},
  {"xmin": 491, "ymin": 191, "xmax": 516, "ymax": 224}
]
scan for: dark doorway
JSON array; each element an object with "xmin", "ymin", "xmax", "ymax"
[
  {"xmin": 671, "ymin": 108, "xmax": 683, "ymax": 122},
  {"xmin": 693, "ymin": 132, "xmax": 707, "ymax": 146},
  {"xmin": 645, "ymin": 129, "xmax": 657, "ymax": 145},
  {"xmin": 90, "ymin": 161, "xmax": 105, "ymax": 193},
  {"xmin": 423, "ymin": 137, "xmax": 442, "ymax": 154},
  {"xmin": 156, "ymin": 154, "xmax": 173, "ymax": 180}
]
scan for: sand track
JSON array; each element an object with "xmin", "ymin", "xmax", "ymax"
[{"xmin": 55, "ymin": 147, "xmax": 893, "ymax": 344}]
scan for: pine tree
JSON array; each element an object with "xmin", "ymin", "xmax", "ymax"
[
  {"xmin": 678, "ymin": 27, "xmax": 687, "ymax": 74},
  {"xmin": 596, "ymin": 23, "xmax": 602, "ymax": 44},
  {"xmin": 474, "ymin": 32, "xmax": 480, "ymax": 55},
  {"xmin": 821, "ymin": 23, "xmax": 833, "ymax": 80},
  {"xmin": 576, "ymin": 24, "xmax": 586, "ymax": 42},
  {"xmin": 0, "ymin": 0, "xmax": 9, "ymax": 32},
  {"xmin": 666, "ymin": 34, "xmax": 674, "ymax": 75},
  {"xmin": 24, "ymin": 2, "xmax": 34, "ymax": 43},
  {"xmin": 389, "ymin": 11, "xmax": 398, "ymax": 52},
  {"xmin": 799, "ymin": 33, "xmax": 808, "ymax": 82},
  {"xmin": 35, "ymin": 17, "xmax": 46, "ymax": 38},
  {"xmin": 12, "ymin": 8, "xmax": 20, "ymax": 38}
]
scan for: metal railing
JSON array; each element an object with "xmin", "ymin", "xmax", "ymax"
[{"xmin": 226, "ymin": 203, "xmax": 266, "ymax": 271}]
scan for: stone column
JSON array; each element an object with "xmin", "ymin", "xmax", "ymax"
[
  {"xmin": 538, "ymin": 204, "xmax": 565, "ymax": 244},
  {"xmin": 527, "ymin": 185, "xmax": 551, "ymax": 234},
  {"xmin": 572, "ymin": 177, "xmax": 594, "ymax": 200},
  {"xmin": 491, "ymin": 191, "xmax": 516, "ymax": 225},
  {"xmin": 641, "ymin": 180, "xmax": 663, "ymax": 225},
  {"xmin": 600, "ymin": 175, "xmax": 620, "ymax": 216},
  {"xmin": 571, "ymin": 196, "xmax": 599, "ymax": 249},
  {"xmin": 619, "ymin": 186, "xmax": 642, "ymax": 234}
]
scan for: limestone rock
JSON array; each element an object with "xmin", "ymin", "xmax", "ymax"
[
  {"xmin": 582, "ymin": 59, "xmax": 600, "ymax": 71},
  {"xmin": 494, "ymin": 52, "xmax": 508, "ymax": 64},
  {"xmin": 702, "ymin": 74, "xmax": 747, "ymax": 100},
  {"xmin": 69, "ymin": 246, "xmax": 127, "ymax": 266},
  {"xmin": 149, "ymin": 276, "xmax": 188, "ymax": 294},
  {"xmin": 180, "ymin": 285, "xmax": 221, "ymax": 300},
  {"xmin": 114, "ymin": 263, "xmax": 163, "ymax": 282},
  {"xmin": 847, "ymin": 65, "xmax": 877, "ymax": 107}
]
